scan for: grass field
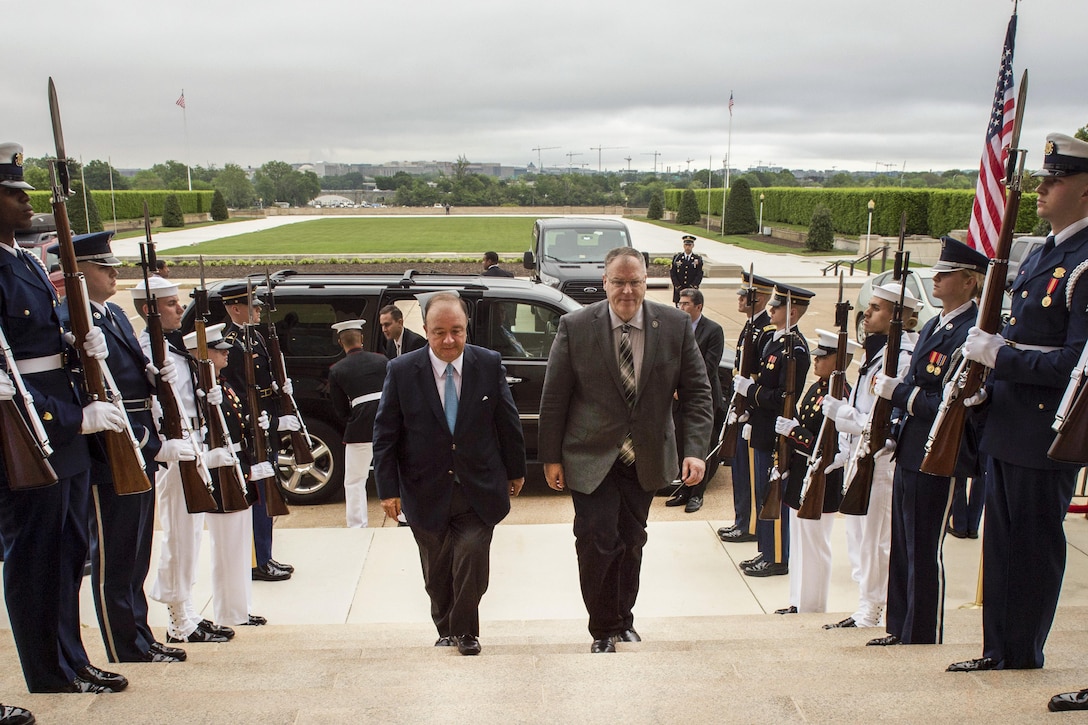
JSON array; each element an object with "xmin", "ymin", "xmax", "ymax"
[{"xmin": 184, "ymin": 217, "xmax": 536, "ymax": 254}]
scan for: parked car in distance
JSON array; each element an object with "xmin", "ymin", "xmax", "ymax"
[
  {"xmin": 523, "ymin": 217, "xmax": 642, "ymax": 304},
  {"xmin": 1007, "ymin": 235, "xmax": 1047, "ymax": 286}
]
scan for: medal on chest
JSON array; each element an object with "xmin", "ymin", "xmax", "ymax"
[{"xmin": 926, "ymin": 351, "xmax": 946, "ymax": 376}]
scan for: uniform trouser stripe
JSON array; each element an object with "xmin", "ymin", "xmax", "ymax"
[
  {"xmin": 90, "ymin": 484, "xmax": 119, "ymax": 663},
  {"xmin": 934, "ymin": 476, "xmax": 956, "ymax": 644},
  {"xmin": 747, "ymin": 446, "xmax": 757, "ymax": 535}
]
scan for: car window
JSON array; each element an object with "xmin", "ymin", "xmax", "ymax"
[
  {"xmin": 481, "ymin": 300, "xmax": 561, "ymax": 359},
  {"xmin": 916, "ymin": 274, "xmax": 940, "ymax": 308},
  {"xmin": 543, "ymin": 228, "xmax": 628, "ymax": 263},
  {"xmin": 270, "ymin": 300, "xmax": 367, "ymax": 358}
]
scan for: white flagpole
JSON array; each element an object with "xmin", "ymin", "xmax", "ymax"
[
  {"xmin": 723, "ymin": 91, "xmax": 732, "ymax": 236},
  {"xmin": 181, "ymin": 89, "xmax": 192, "ymax": 191},
  {"xmin": 108, "ymin": 155, "xmax": 117, "ymax": 231},
  {"xmin": 706, "ymin": 153, "xmax": 712, "ymax": 233},
  {"xmin": 79, "ymin": 156, "xmax": 90, "ymax": 234}
]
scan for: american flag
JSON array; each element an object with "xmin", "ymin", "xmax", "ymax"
[
  {"xmin": 728, "ymin": 92, "xmax": 734, "ymax": 117},
  {"xmin": 175, "ymin": 91, "xmax": 186, "ymax": 110},
  {"xmin": 966, "ymin": 12, "xmax": 1017, "ymax": 258}
]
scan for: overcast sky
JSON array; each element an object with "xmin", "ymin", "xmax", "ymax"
[{"xmin": 6, "ymin": 0, "xmax": 1084, "ymax": 175}]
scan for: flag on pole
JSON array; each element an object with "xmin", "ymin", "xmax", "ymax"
[
  {"xmin": 966, "ymin": 11, "xmax": 1017, "ymax": 258},
  {"xmin": 175, "ymin": 91, "xmax": 186, "ymax": 109},
  {"xmin": 728, "ymin": 92, "xmax": 734, "ymax": 117}
]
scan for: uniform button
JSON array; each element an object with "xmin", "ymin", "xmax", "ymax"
[
  {"xmin": 23, "ymin": 309, "xmax": 29, "ymax": 316},
  {"xmin": 1009, "ymin": 317, "xmax": 1016, "ymax": 325},
  {"xmin": 451, "ymin": 444, "xmax": 456, "ymax": 451},
  {"xmin": 1021, "ymin": 291, "xmax": 1028, "ymax": 298},
  {"xmin": 447, "ymin": 470, "xmax": 454, "ymax": 475}
]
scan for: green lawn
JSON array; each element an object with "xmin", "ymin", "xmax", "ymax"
[
  {"xmin": 113, "ymin": 216, "xmax": 262, "ymax": 240},
  {"xmin": 184, "ymin": 217, "xmax": 537, "ymax": 254}
]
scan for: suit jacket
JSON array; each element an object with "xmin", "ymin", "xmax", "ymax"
[
  {"xmin": 372, "ymin": 344, "xmax": 525, "ymax": 532},
  {"xmin": 383, "ymin": 327, "xmax": 426, "ymax": 360},
  {"xmin": 482, "ymin": 265, "xmax": 514, "ymax": 278},
  {"xmin": 694, "ymin": 315, "xmax": 725, "ymax": 411},
  {"xmin": 328, "ymin": 348, "xmax": 388, "ymax": 444},
  {"xmin": 538, "ymin": 299, "xmax": 713, "ymax": 494}
]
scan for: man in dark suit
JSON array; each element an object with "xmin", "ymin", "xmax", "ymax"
[
  {"xmin": 481, "ymin": 251, "xmax": 514, "ymax": 277},
  {"xmin": 327, "ymin": 319, "xmax": 388, "ymax": 528},
  {"xmin": 379, "ymin": 304, "xmax": 427, "ymax": 360},
  {"xmin": 868, "ymin": 237, "xmax": 985, "ymax": 647},
  {"xmin": 539, "ymin": 247, "xmax": 713, "ymax": 653},
  {"xmin": 669, "ymin": 235, "xmax": 704, "ymax": 305},
  {"xmin": 373, "ymin": 292, "xmax": 526, "ymax": 656},
  {"xmin": 666, "ymin": 287, "xmax": 724, "ymax": 513}
]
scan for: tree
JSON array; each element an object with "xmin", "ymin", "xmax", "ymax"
[
  {"xmin": 162, "ymin": 194, "xmax": 185, "ymax": 227},
  {"xmin": 722, "ymin": 178, "xmax": 757, "ymax": 234},
  {"xmin": 150, "ymin": 160, "xmax": 191, "ymax": 190},
  {"xmin": 214, "ymin": 163, "xmax": 255, "ymax": 208},
  {"xmin": 210, "ymin": 189, "xmax": 229, "ymax": 221},
  {"xmin": 647, "ymin": 192, "xmax": 664, "ymax": 220},
  {"xmin": 1075, "ymin": 125, "xmax": 1088, "ymax": 143},
  {"xmin": 82, "ymin": 159, "xmax": 129, "ymax": 190},
  {"xmin": 131, "ymin": 170, "xmax": 165, "ymax": 190},
  {"xmin": 66, "ymin": 182, "xmax": 103, "ymax": 234},
  {"xmin": 676, "ymin": 188, "xmax": 701, "ymax": 225},
  {"xmin": 806, "ymin": 205, "xmax": 835, "ymax": 252},
  {"xmin": 252, "ymin": 161, "xmax": 321, "ymax": 207}
]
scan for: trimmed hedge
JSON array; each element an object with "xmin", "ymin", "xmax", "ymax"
[
  {"xmin": 664, "ymin": 187, "xmax": 1038, "ymax": 237},
  {"xmin": 27, "ymin": 190, "xmax": 215, "ymax": 221}
]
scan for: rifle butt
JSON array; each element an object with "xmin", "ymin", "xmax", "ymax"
[
  {"xmin": 289, "ymin": 430, "xmax": 315, "ymax": 467},
  {"xmin": 0, "ymin": 402, "xmax": 58, "ymax": 489},
  {"xmin": 179, "ymin": 460, "xmax": 217, "ymax": 513},
  {"xmin": 839, "ymin": 460, "xmax": 873, "ymax": 515},
  {"xmin": 797, "ymin": 472, "xmax": 825, "ymax": 520},
  {"xmin": 263, "ymin": 478, "xmax": 290, "ymax": 517},
  {"xmin": 103, "ymin": 432, "xmax": 151, "ymax": 495},
  {"xmin": 1049, "ymin": 392, "xmax": 1088, "ymax": 463},
  {"xmin": 919, "ymin": 403, "xmax": 967, "ymax": 477},
  {"xmin": 759, "ymin": 476, "xmax": 783, "ymax": 520},
  {"xmin": 217, "ymin": 467, "xmax": 250, "ymax": 512},
  {"xmin": 719, "ymin": 423, "xmax": 738, "ymax": 459}
]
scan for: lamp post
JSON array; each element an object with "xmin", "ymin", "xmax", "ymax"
[
  {"xmin": 758, "ymin": 193, "xmax": 765, "ymax": 235},
  {"xmin": 865, "ymin": 199, "xmax": 875, "ymax": 255}
]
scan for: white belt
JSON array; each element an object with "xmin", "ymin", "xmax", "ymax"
[
  {"xmin": 15, "ymin": 353, "xmax": 64, "ymax": 374},
  {"xmin": 351, "ymin": 392, "xmax": 381, "ymax": 407},
  {"xmin": 1008, "ymin": 342, "xmax": 1061, "ymax": 353}
]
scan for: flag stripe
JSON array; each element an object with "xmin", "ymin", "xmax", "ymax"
[{"xmin": 176, "ymin": 92, "xmax": 186, "ymax": 109}]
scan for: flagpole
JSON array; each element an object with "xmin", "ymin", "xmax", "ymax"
[
  {"xmin": 706, "ymin": 153, "xmax": 712, "ymax": 234},
  {"xmin": 108, "ymin": 155, "xmax": 117, "ymax": 231},
  {"xmin": 79, "ymin": 156, "xmax": 90, "ymax": 234},
  {"xmin": 723, "ymin": 91, "xmax": 733, "ymax": 236},
  {"xmin": 181, "ymin": 88, "xmax": 192, "ymax": 191}
]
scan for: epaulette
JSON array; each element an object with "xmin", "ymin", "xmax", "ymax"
[
  {"xmin": 762, "ymin": 324, "xmax": 777, "ymax": 332},
  {"xmin": 222, "ymin": 329, "xmax": 239, "ymax": 344}
]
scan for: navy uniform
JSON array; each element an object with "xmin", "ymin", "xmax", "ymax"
[
  {"xmin": 327, "ymin": 319, "xmax": 388, "ymax": 528},
  {"xmin": 954, "ymin": 134, "xmax": 1088, "ymax": 675},
  {"xmin": 719, "ymin": 273, "xmax": 775, "ymax": 543},
  {"xmin": 741, "ymin": 284, "xmax": 813, "ymax": 576},
  {"xmin": 875, "ymin": 238, "xmax": 985, "ymax": 646},
  {"xmin": 670, "ymin": 234, "xmax": 704, "ymax": 304}
]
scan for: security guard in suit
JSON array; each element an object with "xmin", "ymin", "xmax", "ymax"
[
  {"xmin": 953, "ymin": 133, "xmax": 1088, "ymax": 679},
  {"xmin": 869, "ymin": 237, "xmax": 985, "ymax": 647},
  {"xmin": 670, "ymin": 235, "xmax": 704, "ymax": 305}
]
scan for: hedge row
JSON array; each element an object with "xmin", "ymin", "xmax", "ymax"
[
  {"xmin": 28, "ymin": 190, "xmax": 216, "ymax": 220},
  {"xmin": 664, "ymin": 187, "xmax": 1039, "ymax": 237}
]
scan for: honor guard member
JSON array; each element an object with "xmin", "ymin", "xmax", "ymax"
[
  {"xmin": 327, "ymin": 319, "xmax": 388, "ymax": 528},
  {"xmin": 670, "ymin": 235, "xmax": 704, "ymax": 305},
  {"xmin": 183, "ymin": 324, "xmax": 268, "ymax": 628},
  {"xmin": 775, "ymin": 329, "xmax": 859, "ymax": 613},
  {"xmin": 52, "ymin": 232, "xmax": 190, "ymax": 665},
  {"xmin": 220, "ymin": 284, "xmax": 296, "ymax": 581},
  {"xmin": 719, "ymin": 272, "xmax": 775, "ymax": 543},
  {"xmin": 0, "ymin": 142, "xmax": 129, "ymax": 699},
  {"xmin": 953, "ymin": 133, "xmax": 1088, "ymax": 678},
  {"xmin": 822, "ymin": 283, "xmax": 920, "ymax": 630},
  {"xmin": 733, "ymin": 283, "xmax": 813, "ymax": 577},
  {"xmin": 868, "ymin": 237, "xmax": 985, "ymax": 647}
]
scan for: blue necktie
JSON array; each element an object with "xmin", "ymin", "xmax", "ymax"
[{"xmin": 444, "ymin": 363, "xmax": 458, "ymax": 433}]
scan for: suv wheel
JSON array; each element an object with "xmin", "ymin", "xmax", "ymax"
[{"xmin": 276, "ymin": 418, "xmax": 345, "ymax": 504}]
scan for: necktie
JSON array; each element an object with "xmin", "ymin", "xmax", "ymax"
[
  {"xmin": 618, "ymin": 324, "xmax": 636, "ymax": 464},
  {"xmin": 396, "ymin": 340, "xmax": 402, "ymax": 357},
  {"xmin": 444, "ymin": 363, "xmax": 458, "ymax": 433},
  {"xmin": 1043, "ymin": 235, "xmax": 1056, "ymax": 257}
]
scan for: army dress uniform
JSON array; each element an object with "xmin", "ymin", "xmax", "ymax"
[{"xmin": 670, "ymin": 235, "xmax": 704, "ymax": 304}]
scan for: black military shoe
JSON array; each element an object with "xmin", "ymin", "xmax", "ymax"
[
  {"xmin": 198, "ymin": 619, "xmax": 235, "ymax": 639},
  {"xmin": 0, "ymin": 703, "xmax": 35, "ymax": 724},
  {"xmin": 823, "ymin": 617, "xmax": 857, "ymax": 629},
  {"xmin": 743, "ymin": 560, "xmax": 788, "ymax": 577},
  {"xmin": 252, "ymin": 563, "xmax": 291, "ymax": 581},
  {"xmin": 167, "ymin": 628, "xmax": 228, "ymax": 644},
  {"xmin": 75, "ymin": 665, "xmax": 128, "ymax": 692},
  {"xmin": 1050, "ymin": 689, "xmax": 1088, "ymax": 712},
  {"xmin": 149, "ymin": 641, "xmax": 187, "ymax": 661},
  {"xmin": 720, "ymin": 528, "xmax": 757, "ymax": 543},
  {"xmin": 267, "ymin": 558, "xmax": 294, "ymax": 573}
]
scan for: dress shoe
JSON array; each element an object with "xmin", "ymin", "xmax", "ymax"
[
  {"xmin": 823, "ymin": 617, "xmax": 857, "ymax": 629},
  {"xmin": 66, "ymin": 678, "xmax": 109, "ymax": 694},
  {"xmin": 456, "ymin": 635, "xmax": 481, "ymax": 656},
  {"xmin": 252, "ymin": 563, "xmax": 291, "ymax": 582},
  {"xmin": 613, "ymin": 628, "xmax": 641, "ymax": 643},
  {"xmin": 149, "ymin": 641, "xmax": 187, "ymax": 661},
  {"xmin": 1049, "ymin": 688, "xmax": 1088, "ymax": 712},
  {"xmin": 167, "ymin": 628, "xmax": 229, "ymax": 644},
  {"xmin": 717, "ymin": 525, "xmax": 737, "ymax": 537},
  {"xmin": 866, "ymin": 635, "xmax": 901, "ymax": 646},
  {"xmin": 0, "ymin": 703, "xmax": 34, "ymax": 724},
  {"xmin": 434, "ymin": 636, "xmax": 456, "ymax": 647},
  {"xmin": 945, "ymin": 525, "xmax": 968, "ymax": 539},
  {"xmin": 946, "ymin": 657, "xmax": 998, "ymax": 672},
  {"xmin": 684, "ymin": 496, "xmax": 703, "ymax": 513},
  {"xmin": 75, "ymin": 665, "xmax": 128, "ymax": 692},
  {"xmin": 590, "ymin": 638, "xmax": 615, "ymax": 653},
  {"xmin": 664, "ymin": 492, "xmax": 689, "ymax": 507},
  {"xmin": 267, "ymin": 558, "xmax": 294, "ymax": 573},
  {"xmin": 740, "ymin": 553, "xmax": 764, "ymax": 570},
  {"xmin": 967, "ymin": 530, "xmax": 979, "ymax": 539},
  {"xmin": 720, "ymin": 528, "xmax": 757, "ymax": 543},
  {"xmin": 243, "ymin": 614, "xmax": 267, "ymax": 626},
  {"xmin": 744, "ymin": 560, "xmax": 788, "ymax": 577},
  {"xmin": 775, "ymin": 605, "xmax": 798, "ymax": 615},
  {"xmin": 198, "ymin": 619, "xmax": 235, "ymax": 639}
]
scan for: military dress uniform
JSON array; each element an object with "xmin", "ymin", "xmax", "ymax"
[{"xmin": 670, "ymin": 235, "xmax": 704, "ymax": 305}]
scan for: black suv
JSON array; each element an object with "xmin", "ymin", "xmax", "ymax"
[{"xmin": 180, "ymin": 270, "xmax": 583, "ymax": 504}]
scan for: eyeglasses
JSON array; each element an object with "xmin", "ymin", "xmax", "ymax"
[{"xmin": 607, "ymin": 278, "xmax": 646, "ymax": 289}]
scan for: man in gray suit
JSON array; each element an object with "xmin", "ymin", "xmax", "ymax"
[{"xmin": 539, "ymin": 247, "xmax": 713, "ymax": 653}]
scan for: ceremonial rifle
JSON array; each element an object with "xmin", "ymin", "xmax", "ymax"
[
  {"xmin": 48, "ymin": 77, "xmax": 151, "ymax": 495},
  {"xmin": 0, "ymin": 323, "xmax": 58, "ymax": 489},
  {"xmin": 798, "ymin": 274, "xmax": 850, "ymax": 520},
  {"xmin": 1048, "ymin": 340, "xmax": 1088, "ymax": 463},
  {"xmin": 760, "ymin": 292, "xmax": 795, "ymax": 521},
  {"xmin": 921, "ymin": 69, "xmax": 1029, "ymax": 477},
  {"xmin": 720, "ymin": 264, "xmax": 760, "ymax": 453},
  {"xmin": 263, "ymin": 271, "xmax": 314, "ymax": 469}
]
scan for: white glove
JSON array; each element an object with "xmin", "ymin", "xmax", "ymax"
[
  {"xmin": 281, "ymin": 377, "xmax": 293, "ymax": 396},
  {"xmin": 155, "ymin": 438, "xmax": 197, "ymax": 463},
  {"xmin": 81, "ymin": 401, "xmax": 125, "ymax": 433},
  {"xmin": 249, "ymin": 461, "xmax": 275, "ymax": 480},
  {"xmin": 964, "ymin": 388, "xmax": 988, "ymax": 407},
  {"xmin": 204, "ymin": 446, "xmax": 237, "ymax": 468},
  {"xmin": 962, "ymin": 327, "xmax": 1005, "ymax": 369},
  {"xmin": 741, "ymin": 423, "xmax": 752, "ymax": 442},
  {"xmin": 145, "ymin": 359, "xmax": 179, "ymax": 387},
  {"xmin": 733, "ymin": 376, "xmax": 754, "ymax": 398},
  {"xmin": 821, "ymin": 395, "xmax": 846, "ymax": 420},
  {"xmin": 0, "ymin": 369, "xmax": 14, "ymax": 401},
  {"xmin": 81, "ymin": 327, "xmax": 109, "ymax": 360},
  {"xmin": 874, "ymin": 373, "xmax": 902, "ymax": 401},
  {"xmin": 277, "ymin": 414, "xmax": 301, "ymax": 432},
  {"xmin": 774, "ymin": 416, "xmax": 799, "ymax": 436},
  {"xmin": 824, "ymin": 449, "xmax": 849, "ymax": 474},
  {"xmin": 204, "ymin": 385, "xmax": 223, "ymax": 407},
  {"xmin": 258, "ymin": 410, "xmax": 271, "ymax": 431},
  {"xmin": 834, "ymin": 406, "xmax": 863, "ymax": 435}
]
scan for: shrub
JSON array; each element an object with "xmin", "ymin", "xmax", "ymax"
[
  {"xmin": 647, "ymin": 192, "xmax": 664, "ymax": 220},
  {"xmin": 162, "ymin": 194, "xmax": 185, "ymax": 227},
  {"xmin": 723, "ymin": 178, "xmax": 757, "ymax": 234},
  {"xmin": 210, "ymin": 190, "xmax": 229, "ymax": 221},
  {"xmin": 676, "ymin": 188, "xmax": 701, "ymax": 225},
  {"xmin": 66, "ymin": 182, "xmax": 103, "ymax": 234},
  {"xmin": 807, "ymin": 205, "xmax": 835, "ymax": 251}
]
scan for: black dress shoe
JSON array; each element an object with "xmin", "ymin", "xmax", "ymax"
[
  {"xmin": 664, "ymin": 492, "xmax": 688, "ymax": 507},
  {"xmin": 456, "ymin": 635, "xmax": 481, "ymax": 656},
  {"xmin": 167, "ymin": 628, "xmax": 229, "ymax": 644},
  {"xmin": 198, "ymin": 619, "xmax": 235, "ymax": 639},
  {"xmin": 0, "ymin": 703, "xmax": 35, "ymax": 724},
  {"xmin": 613, "ymin": 628, "xmax": 641, "ymax": 642},
  {"xmin": 967, "ymin": 530, "xmax": 979, "ymax": 539},
  {"xmin": 946, "ymin": 657, "xmax": 998, "ymax": 672},
  {"xmin": 946, "ymin": 525, "xmax": 968, "ymax": 539},
  {"xmin": 267, "ymin": 558, "xmax": 294, "ymax": 573},
  {"xmin": 149, "ymin": 641, "xmax": 187, "ymax": 661},
  {"xmin": 434, "ymin": 636, "xmax": 456, "ymax": 647},
  {"xmin": 866, "ymin": 634, "xmax": 901, "ymax": 646},
  {"xmin": 1050, "ymin": 688, "xmax": 1088, "ymax": 712},
  {"xmin": 823, "ymin": 617, "xmax": 857, "ymax": 629},
  {"xmin": 775, "ymin": 605, "xmax": 798, "ymax": 615},
  {"xmin": 75, "ymin": 665, "xmax": 128, "ymax": 692},
  {"xmin": 684, "ymin": 496, "xmax": 703, "ymax": 513},
  {"xmin": 590, "ymin": 638, "xmax": 615, "ymax": 653},
  {"xmin": 740, "ymin": 553, "xmax": 764, "ymax": 570},
  {"xmin": 717, "ymin": 525, "xmax": 737, "ymax": 536},
  {"xmin": 66, "ymin": 678, "xmax": 109, "ymax": 694},
  {"xmin": 743, "ymin": 560, "xmax": 788, "ymax": 577},
  {"xmin": 252, "ymin": 563, "xmax": 291, "ymax": 581},
  {"xmin": 243, "ymin": 614, "xmax": 267, "ymax": 626},
  {"xmin": 720, "ymin": 528, "xmax": 757, "ymax": 543}
]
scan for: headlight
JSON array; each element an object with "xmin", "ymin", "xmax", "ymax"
[{"xmin": 540, "ymin": 272, "xmax": 559, "ymax": 286}]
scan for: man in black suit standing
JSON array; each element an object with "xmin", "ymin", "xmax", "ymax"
[
  {"xmin": 373, "ymin": 292, "xmax": 526, "ymax": 656},
  {"xmin": 327, "ymin": 319, "xmax": 388, "ymax": 529},
  {"xmin": 481, "ymin": 251, "xmax": 514, "ymax": 277},
  {"xmin": 539, "ymin": 247, "xmax": 712, "ymax": 653},
  {"xmin": 379, "ymin": 304, "xmax": 426, "ymax": 360}
]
